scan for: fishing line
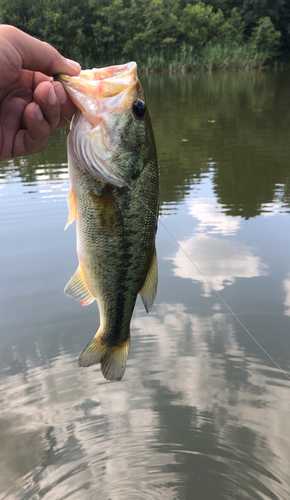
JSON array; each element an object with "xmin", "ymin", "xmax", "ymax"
[{"xmin": 61, "ymin": 113, "xmax": 290, "ymax": 382}]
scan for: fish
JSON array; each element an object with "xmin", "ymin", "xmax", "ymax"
[{"xmin": 57, "ymin": 62, "xmax": 159, "ymax": 381}]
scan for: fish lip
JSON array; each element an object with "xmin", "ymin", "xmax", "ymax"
[
  {"xmin": 55, "ymin": 61, "xmax": 138, "ymax": 98},
  {"xmin": 58, "ymin": 61, "xmax": 137, "ymax": 81}
]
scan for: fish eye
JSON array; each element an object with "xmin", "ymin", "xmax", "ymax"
[{"xmin": 132, "ymin": 100, "xmax": 146, "ymax": 119}]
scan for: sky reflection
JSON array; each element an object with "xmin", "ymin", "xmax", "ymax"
[
  {"xmin": 0, "ymin": 297, "xmax": 289, "ymax": 499},
  {"xmin": 166, "ymin": 181, "xmax": 267, "ymax": 296}
]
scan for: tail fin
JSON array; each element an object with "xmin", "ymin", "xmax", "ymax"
[{"xmin": 78, "ymin": 331, "xmax": 130, "ymax": 381}]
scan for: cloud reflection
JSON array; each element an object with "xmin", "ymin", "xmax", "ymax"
[
  {"xmin": 0, "ymin": 349, "xmax": 180, "ymax": 499},
  {"xmin": 188, "ymin": 198, "xmax": 241, "ymax": 235},
  {"xmin": 168, "ymin": 233, "xmax": 267, "ymax": 296},
  {"xmin": 0, "ymin": 299, "xmax": 289, "ymax": 499}
]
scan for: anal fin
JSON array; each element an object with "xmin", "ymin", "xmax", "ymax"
[
  {"xmin": 139, "ymin": 246, "xmax": 158, "ymax": 313},
  {"xmin": 64, "ymin": 265, "xmax": 95, "ymax": 306}
]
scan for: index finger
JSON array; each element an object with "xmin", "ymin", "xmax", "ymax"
[{"xmin": 0, "ymin": 25, "xmax": 81, "ymax": 77}]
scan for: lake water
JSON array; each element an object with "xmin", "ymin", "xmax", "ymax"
[{"xmin": 1, "ymin": 69, "xmax": 290, "ymax": 499}]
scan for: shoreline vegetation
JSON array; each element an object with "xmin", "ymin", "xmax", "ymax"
[
  {"xmin": 1, "ymin": 1, "xmax": 289, "ymax": 71},
  {"xmin": 140, "ymin": 41, "xmax": 283, "ymax": 72}
]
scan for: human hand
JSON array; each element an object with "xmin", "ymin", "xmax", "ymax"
[{"xmin": 0, "ymin": 25, "xmax": 81, "ymax": 161}]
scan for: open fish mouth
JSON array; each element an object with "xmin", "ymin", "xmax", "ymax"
[
  {"xmin": 56, "ymin": 62, "xmax": 138, "ymax": 120},
  {"xmin": 58, "ymin": 61, "xmax": 137, "ymax": 95}
]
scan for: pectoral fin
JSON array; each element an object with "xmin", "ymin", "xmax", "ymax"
[
  {"xmin": 89, "ymin": 188, "xmax": 123, "ymax": 234},
  {"xmin": 64, "ymin": 265, "xmax": 95, "ymax": 306},
  {"xmin": 139, "ymin": 247, "xmax": 158, "ymax": 313},
  {"xmin": 65, "ymin": 189, "xmax": 77, "ymax": 230}
]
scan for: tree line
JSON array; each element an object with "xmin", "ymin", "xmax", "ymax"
[{"xmin": 1, "ymin": 0, "xmax": 289, "ymax": 70}]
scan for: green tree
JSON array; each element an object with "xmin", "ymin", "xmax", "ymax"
[
  {"xmin": 241, "ymin": 0, "xmax": 290, "ymax": 52},
  {"xmin": 249, "ymin": 16, "xmax": 281, "ymax": 63},
  {"xmin": 1, "ymin": 0, "xmax": 288, "ymax": 69}
]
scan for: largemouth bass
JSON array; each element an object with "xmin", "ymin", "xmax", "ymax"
[{"xmin": 57, "ymin": 62, "xmax": 159, "ymax": 381}]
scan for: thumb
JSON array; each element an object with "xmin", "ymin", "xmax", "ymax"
[{"xmin": 1, "ymin": 25, "xmax": 81, "ymax": 77}]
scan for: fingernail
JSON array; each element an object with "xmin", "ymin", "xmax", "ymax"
[
  {"xmin": 35, "ymin": 106, "xmax": 44, "ymax": 121},
  {"xmin": 65, "ymin": 58, "xmax": 81, "ymax": 70},
  {"xmin": 54, "ymin": 82, "xmax": 67, "ymax": 104},
  {"xmin": 47, "ymin": 86, "xmax": 57, "ymax": 105}
]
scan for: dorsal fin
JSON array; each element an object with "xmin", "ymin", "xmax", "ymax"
[
  {"xmin": 139, "ymin": 247, "xmax": 158, "ymax": 313},
  {"xmin": 64, "ymin": 265, "xmax": 95, "ymax": 306}
]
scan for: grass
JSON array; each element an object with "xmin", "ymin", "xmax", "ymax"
[
  {"xmin": 78, "ymin": 42, "xmax": 280, "ymax": 72},
  {"xmin": 135, "ymin": 43, "xmax": 271, "ymax": 72}
]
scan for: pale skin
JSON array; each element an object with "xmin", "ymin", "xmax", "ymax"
[{"xmin": 0, "ymin": 25, "xmax": 81, "ymax": 161}]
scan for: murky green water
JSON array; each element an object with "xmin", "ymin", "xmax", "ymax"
[{"xmin": 1, "ymin": 69, "xmax": 290, "ymax": 500}]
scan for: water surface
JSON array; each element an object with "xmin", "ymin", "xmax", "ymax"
[{"xmin": 1, "ymin": 69, "xmax": 290, "ymax": 499}]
